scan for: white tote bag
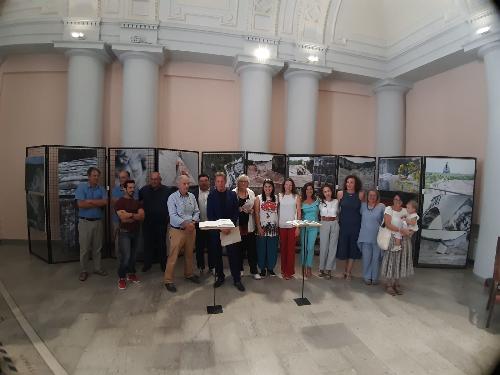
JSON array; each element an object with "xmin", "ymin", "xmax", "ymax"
[{"xmin": 377, "ymin": 223, "xmax": 391, "ymax": 251}]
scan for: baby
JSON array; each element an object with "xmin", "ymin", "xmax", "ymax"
[{"xmin": 393, "ymin": 200, "xmax": 419, "ymax": 251}]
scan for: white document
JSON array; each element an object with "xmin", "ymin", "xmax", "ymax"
[
  {"xmin": 199, "ymin": 219, "xmax": 235, "ymax": 230},
  {"xmin": 285, "ymin": 220, "xmax": 322, "ymax": 227},
  {"xmin": 220, "ymin": 227, "xmax": 241, "ymax": 246}
]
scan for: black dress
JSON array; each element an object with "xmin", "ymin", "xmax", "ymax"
[{"xmin": 336, "ymin": 191, "xmax": 362, "ymax": 260}]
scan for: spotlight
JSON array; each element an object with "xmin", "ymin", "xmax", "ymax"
[
  {"xmin": 307, "ymin": 55, "xmax": 319, "ymax": 63},
  {"xmin": 254, "ymin": 46, "xmax": 270, "ymax": 61},
  {"xmin": 71, "ymin": 31, "xmax": 86, "ymax": 40},
  {"xmin": 476, "ymin": 26, "xmax": 491, "ymax": 35}
]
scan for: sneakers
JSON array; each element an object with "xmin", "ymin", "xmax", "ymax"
[
  {"xmin": 79, "ymin": 271, "xmax": 88, "ymax": 282},
  {"xmin": 253, "ymin": 273, "xmax": 262, "ymax": 280},
  {"xmin": 268, "ymin": 270, "xmax": 277, "ymax": 277},
  {"xmin": 259, "ymin": 270, "xmax": 266, "ymax": 278},
  {"xmin": 165, "ymin": 283, "xmax": 177, "ymax": 293},
  {"xmin": 93, "ymin": 269, "xmax": 108, "ymax": 276},
  {"xmin": 318, "ymin": 270, "xmax": 326, "ymax": 278},
  {"xmin": 234, "ymin": 281, "xmax": 245, "ymax": 292},
  {"xmin": 118, "ymin": 278, "xmax": 126, "ymax": 290},
  {"xmin": 127, "ymin": 274, "xmax": 140, "ymax": 283}
]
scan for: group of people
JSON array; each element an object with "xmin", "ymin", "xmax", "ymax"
[{"xmin": 75, "ymin": 166, "xmax": 418, "ymax": 296}]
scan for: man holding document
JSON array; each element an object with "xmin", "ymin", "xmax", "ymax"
[{"xmin": 207, "ymin": 172, "xmax": 245, "ymax": 292}]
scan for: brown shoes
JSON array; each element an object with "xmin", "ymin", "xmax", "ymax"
[{"xmin": 79, "ymin": 272, "xmax": 88, "ymax": 281}]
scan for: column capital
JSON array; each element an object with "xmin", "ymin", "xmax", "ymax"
[
  {"xmin": 113, "ymin": 44, "xmax": 166, "ymax": 66},
  {"xmin": 478, "ymin": 40, "xmax": 500, "ymax": 60},
  {"xmin": 233, "ymin": 55, "xmax": 284, "ymax": 76},
  {"xmin": 54, "ymin": 41, "xmax": 112, "ymax": 64},
  {"xmin": 373, "ymin": 79, "xmax": 412, "ymax": 94},
  {"xmin": 283, "ymin": 62, "xmax": 332, "ymax": 81}
]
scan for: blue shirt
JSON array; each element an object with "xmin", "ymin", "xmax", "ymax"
[
  {"xmin": 111, "ymin": 184, "xmax": 138, "ymax": 223},
  {"xmin": 167, "ymin": 190, "xmax": 200, "ymax": 228},
  {"xmin": 358, "ymin": 202, "xmax": 385, "ymax": 244},
  {"xmin": 75, "ymin": 182, "xmax": 107, "ymax": 219}
]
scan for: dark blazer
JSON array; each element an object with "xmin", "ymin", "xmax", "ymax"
[{"xmin": 207, "ymin": 188, "xmax": 239, "ymax": 225}]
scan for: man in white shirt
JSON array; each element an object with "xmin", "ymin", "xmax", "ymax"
[{"xmin": 194, "ymin": 174, "xmax": 213, "ymax": 274}]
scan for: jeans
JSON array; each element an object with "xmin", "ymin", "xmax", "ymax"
[
  {"xmin": 209, "ymin": 230, "xmax": 241, "ymax": 282},
  {"xmin": 195, "ymin": 227, "xmax": 214, "ymax": 270},
  {"xmin": 118, "ymin": 230, "xmax": 139, "ymax": 278},
  {"xmin": 256, "ymin": 235, "xmax": 279, "ymax": 272}
]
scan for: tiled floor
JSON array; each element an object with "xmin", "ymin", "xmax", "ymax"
[{"xmin": 0, "ymin": 243, "xmax": 499, "ymax": 375}]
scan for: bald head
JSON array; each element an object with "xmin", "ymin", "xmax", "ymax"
[
  {"xmin": 150, "ymin": 172, "xmax": 161, "ymax": 188},
  {"xmin": 177, "ymin": 174, "xmax": 190, "ymax": 195}
]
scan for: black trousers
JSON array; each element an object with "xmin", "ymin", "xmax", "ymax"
[
  {"xmin": 142, "ymin": 220, "xmax": 168, "ymax": 271},
  {"xmin": 240, "ymin": 232, "xmax": 258, "ymax": 274},
  {"xmin": 195, "ymin": 228, "xmax": 214, "ymax": 270},
  {"xmin": 209, "ymin": 230, "xmax": 241, "ymax": 283}
]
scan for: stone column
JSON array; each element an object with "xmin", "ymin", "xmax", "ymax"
[
  {"xmin": 284, "ymin": 63, "xmax": 331, "ymax": 154},
  {"xmin": 474, "ymin": 41, "xmax": 500, "ymax": 279},
  {"xmin": 235, "ymin": 57, "xmax": 283, "ymax": 152},
  {"xmin": 373, "ymin": 79, "xmax": 412, "ymax": 156}
]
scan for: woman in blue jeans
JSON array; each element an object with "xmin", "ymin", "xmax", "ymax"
[{"xmin": 358, "ymin": 189, "xmax": 385, "ymax": 285}]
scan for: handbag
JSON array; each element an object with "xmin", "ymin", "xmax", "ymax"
[{"xmin": 377, "ymin": 222, "xmax": 391, "ymax": 251}]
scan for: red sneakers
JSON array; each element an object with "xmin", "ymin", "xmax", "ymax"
[
  {"xmin": 118, "ymin": 278, "xmax": 126, "ymax": 290},
  {"xmin": 127, "ymin": 274, "xmax": 140, "ymax": 283}
]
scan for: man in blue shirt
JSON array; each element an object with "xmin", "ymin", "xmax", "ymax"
[
  {"xmin": 75, "ymin": 167, "xmax": 108, "ymax": 281},
  {"xmin": 164, "ymin": 175, "xmax": 201, "ymax": 292}
]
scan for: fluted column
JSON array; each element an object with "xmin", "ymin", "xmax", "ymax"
[
  {"xmin": 373, "ymin": 79, "xmax": 412, "ymax": 156},
  {"xmin": 116, "ymin": 49, "xmax": 164, "ymax": 147},
  {"xmin": 474, "ymin": 41, "xmax": 500, "ymax": 279},
  {"xmin": 284, "ymin": 63, "xmax": 331, "ymax": 154},
  {"xmin": 64, "ymin": 48, "xmax": 109, "ymax": 146},
  {"xmin": 235, "ymin": 57, "xmax": 283, "ymax": 152}
]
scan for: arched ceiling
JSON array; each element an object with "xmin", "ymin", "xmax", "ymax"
[{"xmin": 0, "ymin": 0, "xmax": 498, "ymax": 81}]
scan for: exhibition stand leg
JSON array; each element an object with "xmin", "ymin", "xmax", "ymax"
[{"xmin": 294, "ymin": 225, "xmax": 311, "ymax": 306}]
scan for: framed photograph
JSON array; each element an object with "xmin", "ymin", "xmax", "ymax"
[
  {"xmin": 246, "ymin": 152, "xmax": 286, "ymax": 194},
  {"xmin": 158, "ymin": 149, "xmax": 199, "ymax": 187},
  {"xmin": 378, "ymin": 156, "xmax": 422, "ymax": 193},
  {"xmin": 112, "ymin": 148, "xmax": 155, "ymax": 191},
  {"xmin": 201, "ymin": 152, "xmax": 245, "ymax": 189},
  {"xmin": 417, "ymin": 157, "xmax": 476, "ymax": 267},
  {"xmin": 58, "ymin": 148, "xmax": 98, "ymax": 197},
  {"xmin": 287, "ymin": 155, "xmax": 337, "ymax": 191},
  {"xmin": 25, "ymin": 156, "xmax": 45, "ymax": 194},
  {"xmin": 337, "ymin": 155, "xmax": 376, "ymax": 191},
  {"xmin": 26, "ymin": 192, "xmax": 45, "ymax": 232}
]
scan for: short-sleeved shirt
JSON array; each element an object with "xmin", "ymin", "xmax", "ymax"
[
  {"xmin": 115, "ymin": 198, "xmax": 143, "ymax": 232},
  {"xmin": 75, "ymin": 183, "xmax": 106, "ymax": 219},
  {"xmin": 111, "ymin": 185, "xmax": 139, "ymax": 223},
  {"xmin": 358, "ymin": 203, "xmax": 385, "ymax": 244},
  {"xmin": 258, "ymin": 195, "xmax": 279, "ymax": 237},
  {"xmin": 384, "ymin": 206, "xmax": 408, "ymax": 230}
]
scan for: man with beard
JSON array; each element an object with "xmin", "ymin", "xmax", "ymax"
[
  {"xmin": 111, "ymin": 170, "xmax": 138, "ymax": 257},
  {"xmin": 115, "ymin": 180, "xmax": 144, "ymax": 290},
  {"xmin": 207, "ymin": 172, "xmax": 245, "ymax": 291},
  {"xmin": 139, "ymin": 172, "xmax": 172, "ymax": 272},
  {"xmin": 75, "ymin": 167, "xmax": 108, "ymax": 281}
]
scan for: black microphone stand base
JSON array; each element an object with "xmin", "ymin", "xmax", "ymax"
[
  {"xmin": 294, "ymin": 297, "xmax": 311, "ymax": 306},
  {"xmin": 206, "ymin": 305, "xmax": 223, "ymax": 314}
]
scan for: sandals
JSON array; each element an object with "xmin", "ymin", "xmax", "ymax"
[
  {"xmin": 345, "ymin": 273, "xmax": 352, "ymax": 281},
  {"xmin": 394, "ymin": 286, "xmax": 404, "ymax": 295}
]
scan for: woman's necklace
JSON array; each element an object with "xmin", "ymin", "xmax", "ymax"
[{"xmin": 367, "ymin": 203, "xmax": 375, "ymax": 211}]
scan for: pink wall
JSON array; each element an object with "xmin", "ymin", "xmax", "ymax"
[
  {"xmin": 0, "ymin": 54, "xmax": 488, "ymax": 239},
  {"xmin": 0, "ymin": 54, "xmax": 67, "ymax": 239},
  {"xmin": 406, "ymin": 61, "xmax": 487, "ymax": 222},
  {"xmin": 317, "ymin": 79, "xmax": 376, "ymax": 155}
]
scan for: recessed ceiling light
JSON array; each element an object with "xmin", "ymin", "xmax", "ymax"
[
  {"xmin": 307, "ymin": 55, "xmax": 319, "ymax": 63},
  {"xmin": 254, "ymin": 46, "xmax": 270, "ymax": 61},
  {"xmin": 476, "ymin": 26, "xmax": 491, "ymax": 35}
]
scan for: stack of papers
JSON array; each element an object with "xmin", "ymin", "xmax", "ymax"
[
  {"xmin": 199, "ymin": 219, "xmax": 236, "ymax": 229},
  {"xmin": 286, "ymin": 220, "xmax": 322, "ymax": 227}
]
